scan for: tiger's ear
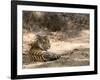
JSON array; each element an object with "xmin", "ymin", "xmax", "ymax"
[
  {"xmin": 36, "ymin": 34, "xmax": 41, "ymax": 39},
  {"xmin": 43, "ymin": 36, "xmax": 47, "ymax": 39}
]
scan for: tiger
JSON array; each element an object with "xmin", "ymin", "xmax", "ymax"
[{"xmin": 29, "ymin": 34, "xmax": 60, "ymax": 62}]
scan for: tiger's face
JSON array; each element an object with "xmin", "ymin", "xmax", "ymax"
[{"xmin": 36, "ymin": 35, "xmax": 50, "ymax": 51}]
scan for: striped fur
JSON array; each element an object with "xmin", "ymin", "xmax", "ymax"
[{"xmin": 29, "ymin": 34, "xmax": 60, "ymax": 62}]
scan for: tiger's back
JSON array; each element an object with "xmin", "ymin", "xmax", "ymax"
[{"xmin": 29, "ymin": 49, "xmax": 46, "ymax": 62}]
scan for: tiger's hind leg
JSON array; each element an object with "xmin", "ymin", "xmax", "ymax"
[{"xmin": 42, "ymin": 51, "xmax": 60, "ymax": 61}]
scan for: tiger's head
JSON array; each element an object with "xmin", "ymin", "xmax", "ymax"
[{"xmin": 36, "ymin": 34, "xmax": 50, "ymax": 51}]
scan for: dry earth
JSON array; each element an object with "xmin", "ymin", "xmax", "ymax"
[{"xmin": 22, "ymin": 30, "xmax": 90, "ymax": 69}]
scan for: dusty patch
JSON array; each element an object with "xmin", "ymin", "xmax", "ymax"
[{"xmin": 22, "ymin": 30, "xmax": 90, "ymax": 69}]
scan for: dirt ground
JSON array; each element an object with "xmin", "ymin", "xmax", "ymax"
[{"xmin": 22, "ymin": 30, "xmax": 90, "ymax": 69}]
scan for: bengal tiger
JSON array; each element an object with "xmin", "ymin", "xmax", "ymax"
[{"xmin": 29, "ymin": 34, "xmax": 60, "ymax": 62}]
